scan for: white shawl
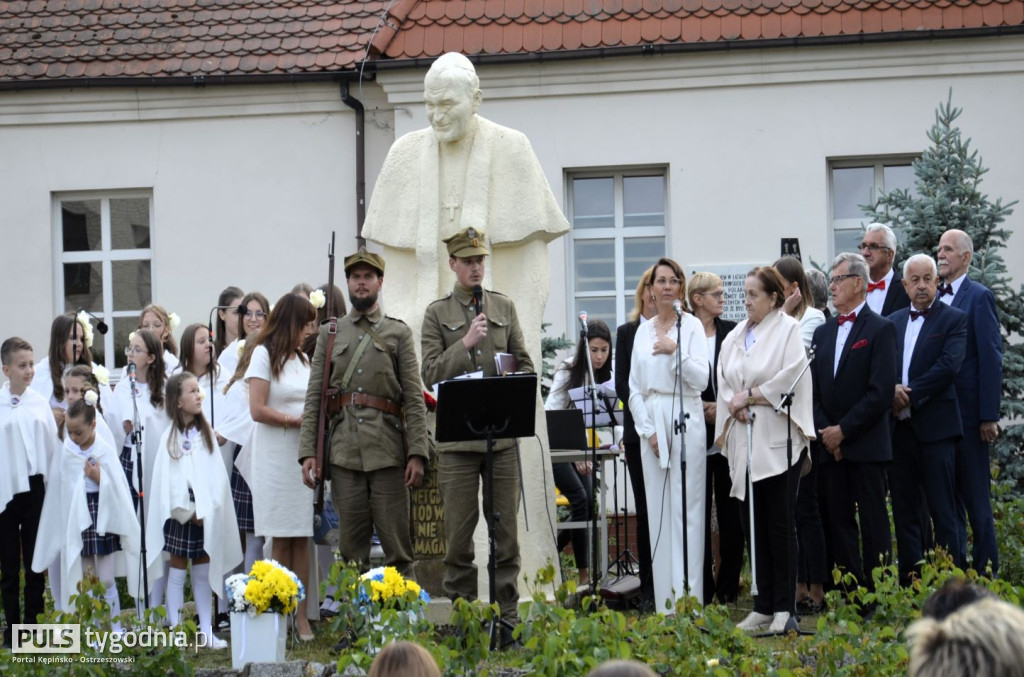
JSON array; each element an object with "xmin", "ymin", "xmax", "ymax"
[
  {"xmin": 714, "ymin": 310, "xmax": 815, "ymax": 500},
  {"xmin": 0, "ymin": 384, "xmax": 57, "ymax": 509},
  {"xmin": 145, "ymin": 426, "xmax": 242, "ymax": 597},
  {"xmin": 32, "ymin": 435, "xmax": 141, "ymax": 608}
]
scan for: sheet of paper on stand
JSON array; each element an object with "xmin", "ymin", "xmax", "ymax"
[{"xmin": 568, "ymin": 381, "xmax": 619, "ymax": 428}]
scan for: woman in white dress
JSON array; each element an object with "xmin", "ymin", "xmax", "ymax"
[
  {"xmin": 627, "ymin": 257, "xmax": 710, "ymax": 612},
  {"xmin": 30, "ymin": 313, "xmax": 94, "ymax": 429},
  {"xmin": 244, "ymin": 293, "xmax": 317, "ymax": 639}
]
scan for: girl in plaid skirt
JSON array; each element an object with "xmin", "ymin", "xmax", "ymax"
[
  {"xmin": 145, "ymin": 372, "xmax": 241, "ymax": 650},
  {"xmin": 32, "ymin": 393, "xmax": 140, "ymax": 631}
]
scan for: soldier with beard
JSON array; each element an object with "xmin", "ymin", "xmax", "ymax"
[{"xmin": 298, "ymin": 248, "xmax": 429, "ymax": 577}]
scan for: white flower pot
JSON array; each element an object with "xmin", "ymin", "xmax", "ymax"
[{"xmin": 230, "ymin": 612, "xmax": 286, "ymax": 668}]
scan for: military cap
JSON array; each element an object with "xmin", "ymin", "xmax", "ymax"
[
  {"xmin": 444, "ymin": 227, "xmax": 490, "ymax": 258},
  {"xmin": 343, "ymin": 246, "xmax": 385, "ymax": 275}
]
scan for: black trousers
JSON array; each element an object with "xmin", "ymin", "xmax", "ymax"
[
  {"xmin": 1, "ymin": 474, "xmax": 46, "ymax": 642},
  {"xmin": 703, "ymin": 453, "xmax": 743, "ymax": 603},
  {"xmin": 552, "ymin": 462, "xmax": 594, "ymax": 569},
  {"xmin": 747, "ymin": 450, "xmax": 805, "ymax": 615},
  {"xmin": 890, "ymin": 422, "xmax": 963, "ymax": 583},
  {"xmin": 822, "ymin": 459, "xmax": 892, "ymax": 591},
  {"xmin": 624, "ymin": 441, "xmax": 653, "ymax": 599},
  {"xmin": 796, "ymin": 444, "xmax": 828, "ymax": 586}
]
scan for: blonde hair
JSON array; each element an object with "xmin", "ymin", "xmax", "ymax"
[
  {"xmin": 628, "ymin": 266, "xmax": 654, "ymax": 323},
  {"xmin": 907, "ymin": 597, "xmax": 1024, "ymax": 677},
  {"xmin": 139, "ymin": 304, "xmax": 179, "ymax": 357},
  {"xmin": 367, "ymin": 641, "xmax": 440, "ymax": 677},
  {"xmin": 688, "ymin": 271, "xmax": 723, "ymax": 304}
]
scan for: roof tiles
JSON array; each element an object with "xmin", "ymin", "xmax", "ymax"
[{"xmin": 1, "ymin": 0, "xmax": 1023, "ymax": 83}]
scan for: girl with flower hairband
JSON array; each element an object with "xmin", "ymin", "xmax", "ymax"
[
  {"xmin": 29, "ymin": 313, "xmax": 96, "ymax": 431},
  {"xmin": 62, "ymin": 364, "xmax": 116, "ymax": 450},
  {"xmin": 32, "ymin": 391, "xmax": 141, "ymax": 629},
  {"xmin": 113, "ymin": 329, "xmax": 172, "ymax": 609},
  {"xmin": 145, "ymin": 372, "xmax": 241, "ymax": 650}
]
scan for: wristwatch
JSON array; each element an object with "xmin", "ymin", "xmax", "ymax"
[{"xmin": 748, "ymin": 389, "xmax": 755, "ymax": 406}]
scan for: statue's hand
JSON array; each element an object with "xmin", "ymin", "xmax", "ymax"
[{"xmin": 462, "ymin": 313, "xmax": 488, "ymax": 349}]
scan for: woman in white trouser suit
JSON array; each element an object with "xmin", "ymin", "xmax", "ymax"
[{"xmin": 628, "ymin": 257, "xmax": 710, "ymax": 612}]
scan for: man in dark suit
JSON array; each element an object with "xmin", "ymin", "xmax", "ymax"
[
  {"xmin": 616, "ymin": 275, "xmax": 655, "ymax": 608},
  {"xmin": 937, "ymin": 229, "xmax": 1003, "ymax": 576},
  {"xmin": 888, "ymin": 254, "xmax": 967, "ymax": 584},
  {"xmin": 812, "ymin": 252, "xmax": 898, "ymax": 591},
  {"xmin": 860, "ymin": 223, "xmax": 910, "ymax": 318}
]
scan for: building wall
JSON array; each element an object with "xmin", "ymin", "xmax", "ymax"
[
  {"xmin": 374, "ymin": 35, "xmax": 1024, "ymax": 341},
  {"xmin": 2, "ymin": 35, "xmax": 1023, "ymax": 361},
  {"xmin": 0, "ymin": 81, "xmax": 394, "ymax": 360}
]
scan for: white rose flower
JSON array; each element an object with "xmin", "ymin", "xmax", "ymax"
[
  {"xmin": 92, "ymin": 364, "xmax": 110, "ymax": 386},
  {"xmin": 198, "ymin": 385, "xmax": 207, "ymax": 402},
  {"xmin": 168, "ymin": 312, "xmax": 181, "ymax": 331},
  {"xmin": 75, "ymin": 311, "xmax": 94, "ymax": 348},
  {"xmin": 237, "ymin": 340, "xmax": 246, "ymax": 358},
  {"xmin": 128, "ymin": 331, "xmax": 137, "ymax": 343},
  {"xmin": 84, "ymin": 390, "xmax": 99, "ymax": 407},
  {"xmin": 309, "ymin": 289, "xmax": 326, "ymax": 310}
]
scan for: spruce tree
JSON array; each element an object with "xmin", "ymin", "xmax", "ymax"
[{"xmin": 864, "ymin": 91, "xmax": 1024, "ymax": 492}]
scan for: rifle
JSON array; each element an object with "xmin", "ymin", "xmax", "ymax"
[{"xmin": 314, "ymin": 231, "xmax": 337, "ymax": 514}]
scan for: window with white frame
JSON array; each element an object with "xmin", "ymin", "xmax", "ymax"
[
  {"xmin": 830, "ymin": 157, "xmax": 920, "ymax": 259},
  {"xmin": 567, "ymin": 169, "xmax": 667, "ymax": 333},
  {"xmin": 54, "ymin": 191, "xmax": 153, "ymax": 371}
]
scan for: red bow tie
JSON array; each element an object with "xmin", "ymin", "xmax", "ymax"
[
  {"xmin": 938, "ymin": 283, "xmax": 954, "ymax": 297},
  {"xmin": 838, "ymin": 312, "xmax": 857, "ymax": 326},
  {"xmin": 909, "ymin": 308, "xmax": 930, "ymax": 320},
  {"xmin": 867, "ymin": 280, "xmax": 886, "ymax": 292}
]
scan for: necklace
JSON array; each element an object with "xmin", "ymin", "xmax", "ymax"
[{"xmin": 651, "ymin": 316, "xmax": 671, "ymax": 337}]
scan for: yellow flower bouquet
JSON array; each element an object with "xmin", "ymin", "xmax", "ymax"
[
  {"xmin": 226, "ymin": 559, "xmax": 306, "ymax": 616},
  {"xmin": 357, "ymin": 566, "xmax": 430, "ymax": 607}
]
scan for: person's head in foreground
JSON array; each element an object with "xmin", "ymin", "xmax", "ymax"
[{"xmin": 907, "ymin": 595, "xmax": 1024, "ymax": 677}]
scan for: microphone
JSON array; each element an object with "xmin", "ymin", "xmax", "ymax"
[
  {"xmin": 127, "ymin": 362, "xmax": 137, "ymax": 384},
  {"xmin": 672, "ymin": 299, "xmax": 683, "ymax": 317},
  {"xmin": 76, "ymin": 307, "xmax": 109, "ymax": 335},
  {"xmin": 472, "ymin": 285, "xmax": 483, "ymax": 316},
  {"xmin": 578, "ymin": 311, "xmax": 588, "ymax": 335}
]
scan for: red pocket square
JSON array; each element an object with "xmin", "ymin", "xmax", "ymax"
[{"xmin": 851, "ymin": 339, "xmax": 868, "ymax": 350}]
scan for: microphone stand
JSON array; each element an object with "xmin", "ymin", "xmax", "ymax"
[
  {"xmin": 581, "ymin": 322, "xmax": 600, "ymax": 592},
  {"xmin": 128, "ymin": 369, "xmax": 150, "ymax": 609},
  {"xmin": 671, "ymin": 309, "xmax": 690, "ymax": 599},
  {"xmin": 772, "ymin": 348, "xmax": 815, "ymax": 633}
]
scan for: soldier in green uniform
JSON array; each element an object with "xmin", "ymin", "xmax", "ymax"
[
  {"xmin": 299, "ymin": 248, "xmax": 429, "ymax": 578},
  {"xmin": 420, "ymin": 227, "xmax": 534, "ymax": 630}
]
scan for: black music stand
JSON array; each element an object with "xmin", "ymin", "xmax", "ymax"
[{"xmin": 435, "ymin": 374, "xmax": 537, "ymax": 649}]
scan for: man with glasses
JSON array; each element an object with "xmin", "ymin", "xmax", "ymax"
[
  {"xmin": 811, "ymin": 253, "xmax": 897, "ymax": 595},
  {"xmin": 859, "ymin": 223, "xmax": 910, "ymax": 318}
]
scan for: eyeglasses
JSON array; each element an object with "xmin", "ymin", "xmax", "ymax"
[
  {"xmin": 241, "ymin": 310, "xmax": 267, "ymax": 320},
  {"xmin": 701, "ymin": 291, "xmax": 725, "ymax": 299},
  {"xmin": 858, "ymin": 243, "xmax": 891, "ymax": 253},
  {"xmin": 124, "ymin": 346, "xmax": 149, "ymax": 356},
  {"xmin": 829, "ymin": 274, "xmax": 859, "ymax": 286}
]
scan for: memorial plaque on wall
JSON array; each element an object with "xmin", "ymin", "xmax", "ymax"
[{"xmin": 688, "ymin": 263, "xmax": 760, "ymax": 323}]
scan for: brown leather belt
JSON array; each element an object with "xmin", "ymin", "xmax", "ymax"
[{"xmin": 325, "ymin": 389, "xmax": 402, "ymax": 417}]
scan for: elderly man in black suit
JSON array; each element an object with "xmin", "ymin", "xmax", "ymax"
[
  {"xmin": 888, "ymin": 254, "xmax": 967, "ymax": 585},
  {"xmin": 812, "ymin": 252, "xmax": 898, "ymax": 592}
]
